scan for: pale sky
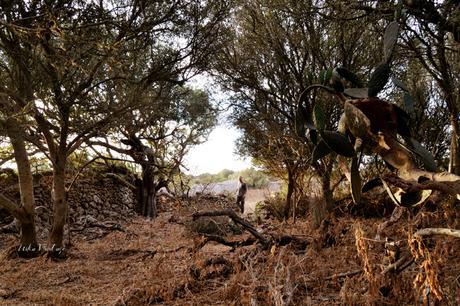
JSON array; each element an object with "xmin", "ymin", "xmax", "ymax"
[
  {"xmin": 184, "ymin": 125, "xmax": 252, "ymax": 175},
  {"xmin": 183, "ymin": 74, "xmax": 254, "ymax": 175}
]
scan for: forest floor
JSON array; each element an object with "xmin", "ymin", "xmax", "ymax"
[{"xmin": 0, "ymin": 194, "xmax": 459, "ymax": 305}]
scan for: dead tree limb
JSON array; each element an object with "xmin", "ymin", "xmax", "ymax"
[
  {"xmin": 192, "ymin": 209, "xmax": 271, "ymax": 247},
  {"xmin": 324, "ymin": 269, "xmax": 363, "ymax": 280},
  {"xmin": 200, "ymin": 234, "xmax": 256, "ymax": 249},
  {"xmin": 383, "ymin": 174, "xmax": 459, "ymax": 197},
  {"xmin": 414, "ymin": 228, "xmax": 460, "ymax": 238},
  {"xmin": 382, "ymin": 253, "xmax": 412, "ymax": 274}
]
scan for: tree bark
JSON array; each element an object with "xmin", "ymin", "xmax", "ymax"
[
  {"xmin": 285, "ymin": 165, "xmax": 295, "ymax": 219},
  {"xmin": 48, "ymin": 158, "xmax": 68, "ymax": 250},
  {"xmin": 311, "ymin": 161, "xmax": 334, "ymax": 228},
  {"xmin": 3, "ymin": 118, "xmax": 38, "ymax": 251},
  {"xmin": 448, "ymin": 112, "xmax": 460, "ymax": 175},
  {"xmin": 321, "ymin": 169, "xmax": 333, "ymax": 211},
  {"xmin": 414, "ymin": 227, "xmax": 460, "ymax": 238},
  {"xmin": 141, "ymin": 165, "xmax": 156, "ymax": 218}
]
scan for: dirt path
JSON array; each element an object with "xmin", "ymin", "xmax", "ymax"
[{"xmin": 243, "ymin": 189, "xmax": 269, "ymax": 215}]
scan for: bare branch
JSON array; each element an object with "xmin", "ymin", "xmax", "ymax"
[{"xmin": 414, "ymin": 228, "xmax": 460, "ymax": 239}]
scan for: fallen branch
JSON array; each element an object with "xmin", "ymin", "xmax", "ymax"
[
  {"xmin": 195, "ymin": 234, "xmax": 256, "ymax": 251},
  {"xmin": 383, "ymin": 174, "xmax": 459, "ymax": 197},
  {"xmin": 192, "ymin": 209, "xmax": 271, "ymax": 247},
  {"xmin": 382, "ymin": 253, "xmax": 412, "ymax": 274},
  {"xmin": 396, "ymin": 257, "xmax": 415, "ymax": 273},
  {"xmin": 414, "ymin": 228, "xmax": 460, "ymax": 239},
  {"xmin": 270, "ymin": 234, "xmax": 310, "ymax": 250},
  {"xmin": 324, "ymin": 269, "xmax": 363, "ymax": 280}
]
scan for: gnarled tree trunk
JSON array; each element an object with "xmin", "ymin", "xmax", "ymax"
[
  {"xmin": 48, "ymin": 157, "xmax": 67, "ymax": 251},
  {"xmin": 285, "ymin": 165, "xmax": 295, "ymax": 219},
  {"xmin": 449, "ymin": 112, "xmax": 460, "ymax": 175},
  {"xmin": 136, "ymin": 164, "xmax": 168, "ymax": 219},
  {"xmin": 1, "ymin": 118, "xmax": 38, "ymax": 255},
  {"xmin": 142, "ymin": 165, "xmax": 156, "ymax": 218}
]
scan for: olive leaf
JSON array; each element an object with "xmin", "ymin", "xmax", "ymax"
[
  {"xmin": 400, "ymin": 189, "xmax": 432, "ymax": 207},
  {"xmin": 320, "ymin": 130, "xmax": 355, "ymax": 158},
  {"xmin": 295, "ymin": 103, "xmax": 315, "ymax": 137},
  {"xmin": 350, "ymin": 157, "xmax": 362, "ymax": 204},
  {"xmin": 308, "ymin": 129, "xmax": 318, "ymax": 145},
  {"xmin": 362, "ymin": 178, "xmax": 383, "ymax": 193},
  {"xmin": 403, "ymin": 92, "xmax": 415, "ymax": 114},
  {"xmin": 320, "ymin": 68, "xmax": 333, "ymax": 85},
  {"xmin": 381, "ymin": 178, "xmax": 401, "ymax": 206},
  {"xmin": 312, "ymin": 140, "xmax": 332, "ymax": 163},
  {"xmin": 344, "ymin": 88, "xmax": 369, "ymax": 99},
  {"xmin": 384, "ymin": 21, "xmax": 399, "ymax": 62},
  {"xmin": 325, "ymin": 68, "xmax": 333, "ymax": 84},
  {"xmin": 295, "ymin": 105, "xmax": 307, "ymax": 137},
  {"xmin": 368, "ymin": 63, "xmax": 391, "ymax": 97},
  {"xmin": 336, "ymin": 67, "xmax": 364, "ymax": 88},
  {"xmin": 405, "ymin": 138, "xmax": 437, "ymax": 171},
  {"xmin": 313, "ymin": 103, "xmax": 326, "ymax": 131},
  {"xmin": 391, "ymin": 76, "xmax": 409, "ymax": 92}
]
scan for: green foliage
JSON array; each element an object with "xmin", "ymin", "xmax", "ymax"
[
  {"xmin": 313, "ymin": 104, "xmax": 326, "ymax": 131},
  {"xmin": 336, "ymin": 67, "xmax": 364, "ymax": 88},
  {"xmin": 319, "ymin": 68, "xmax": 333, "ymax": 85},
  {"xmin": 192, "ymin": 169, "xmax": 234, "ymax": 185},
  {"xmin": 233, "ymin": 167, "xmax": 270, "ymax": 188},
  {"xmin": 344, "ymin": 88, "xmax": 369, "ymax": 99},
  {"xmin": 402, "ymin": 93, "xmax": 415, "ymax": 114},
  {"xmin": 383, "ymin": 21, "xmax": 400, "ymax": 63},
  {"xmin": 190, "ymin": 167, "xmax": 271, "ymax": 189},
  {"xmin": 320, "ymin": 131, "xmax": 355, "ymax": 158},
  {"xmin": 368, "ymin": 63, "xmax": 391, "ymax": 97},
  {"xmin": 391, "ymin": 76, "xmax": 409, "ymax": 92},
  {"xmin": 29, "ymin": 156, "xmax": 51, "ymax": 173},
  {"xmin": 404, "ymin": 137, "xmax": 437, "ymax": 171},
  {"xmin": 257, "ymin": 194, "xmax": 286, "ymax": 222},
  {"xmin": 350, "ymin": 157, "xmax": 362, "ymax": 204},
  {"xmin": 312, "ymin": 140, "xmax": 332, "ymax": 163}
]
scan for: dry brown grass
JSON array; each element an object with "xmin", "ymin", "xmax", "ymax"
[{"xmin": 0, "ymin": 196, "xmax": 459, "ymax": 305}]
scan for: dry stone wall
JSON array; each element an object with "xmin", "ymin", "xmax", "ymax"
[{"xmin": 1, "ymin": 171, "xmax": 136, "ymax": 236}]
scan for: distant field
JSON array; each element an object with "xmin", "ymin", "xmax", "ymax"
[{"xmin": 189, "ymin": 179, "xmax": 281, "ymax": 214}]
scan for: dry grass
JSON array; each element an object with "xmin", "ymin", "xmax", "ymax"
[{"xmin": 0, "ymin": 196, "xmax": 459, "ymax": 305}]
